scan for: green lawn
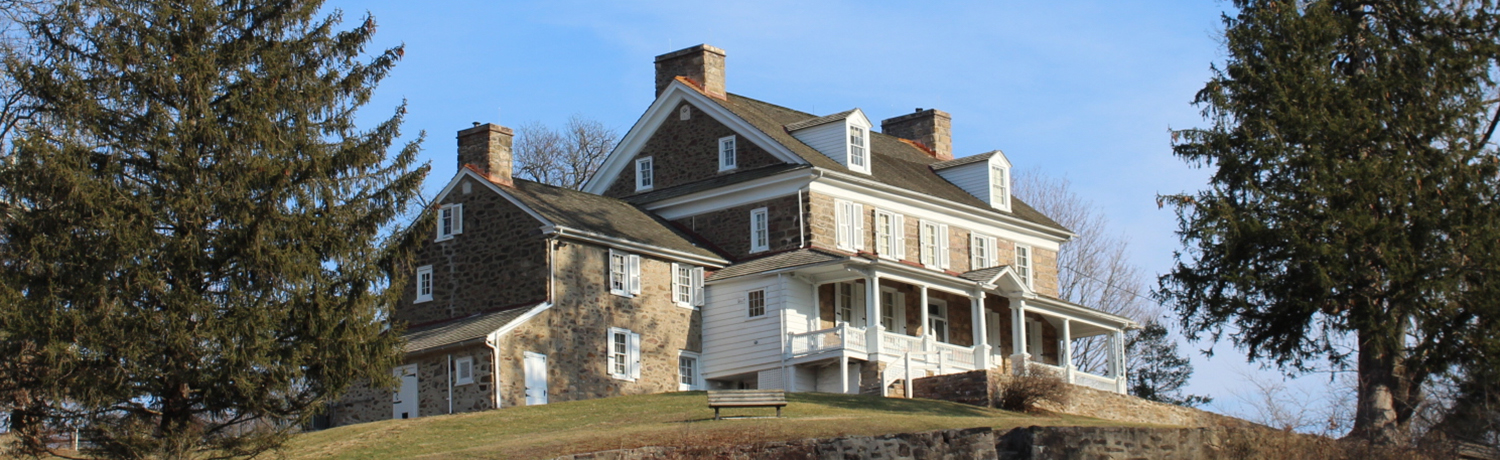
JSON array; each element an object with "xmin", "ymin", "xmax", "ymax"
[{"xmin": 284, "ymin": 392, "xmax": 1128, "ymax": 460}]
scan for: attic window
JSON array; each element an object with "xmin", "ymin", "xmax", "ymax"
[
  {"xmin": 635, "ymin": 157, "xmax": 654, "ymax": 191},
  {"xmin": 848, "ymin": 126, "xmax": 868, "ymax": 172},
  {"xmin": 719, "ymin": 136, "xmax": 737, "ymax": 172},
  {"xmin": 990, "ymin": 164, "xmax": 1010, "ymax": 211}
]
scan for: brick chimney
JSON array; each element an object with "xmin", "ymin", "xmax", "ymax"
[
  {"xmin": 881, "ymin": 109, "xmax": 952, "ymax": 161},
  {"xmin": 654, "ymin": 44, "xmax": 726, "ymax": 99},
  {"xmin": 457, "ymin": 122, "xmax": 514, "ymax": 186}
]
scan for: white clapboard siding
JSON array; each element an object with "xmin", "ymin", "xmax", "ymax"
[
  {"xmin": 790, "ymin": 122, "xmax": 848, "ymax": 167},
  {"xmin": 933, "ymin": 161, "xmax": 991, "ymax": 205},
  {"xmin": 781, "ymin": 275, "xmax": 818, "ymax": 335},
  {"xmin": 793, "ymin": 366, "xmax": 818, "ymax": 392},
  {"xmin": 703, "ymin": 276, "xmax": 786, "ymax": 379}
]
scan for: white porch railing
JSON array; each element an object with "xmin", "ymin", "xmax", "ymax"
[
  {"xmin": 881, "ymin": 331, "xmax": 923, "ymax": 355},
  {"xmin": 933, "ymin": 341, "xmax": 975, "ymax": 369},
  {"xmin": 1074, "ymin": 371, "xmax": 1118, "ymax": 392},
  {"xmin": 787, "ymin": 324, "xmax": 867, "ymax": 358}
]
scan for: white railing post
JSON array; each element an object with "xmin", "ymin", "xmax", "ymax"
[{"xmin": 904, "ymin": 352, "xmax": 913, "ymax": 398}]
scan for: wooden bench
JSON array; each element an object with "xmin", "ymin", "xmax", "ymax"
[{"xmin": 707, "ymin": 390, "xmax": 787, "ymax": 420}]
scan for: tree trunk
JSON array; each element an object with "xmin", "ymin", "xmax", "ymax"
[{"xmin": 1350, "ymin": 325, "xmax": 1409, "ymax": 445}]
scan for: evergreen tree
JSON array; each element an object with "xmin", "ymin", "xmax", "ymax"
[
  {"xmin": 1126, "ymin": 321, "xmax": 1211, "ymax": 407},
  {"xmin": 0, "ymin": 0, "xmax": 428, "ymax": 458},
  {"xmin": 1161, "ymin": 0, "xmax": 1500, "ymax": 444}
]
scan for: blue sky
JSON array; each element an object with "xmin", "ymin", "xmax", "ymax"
[{"xmin": 323, "ymin": 0, "xmax": 1345, "ymax": 420}]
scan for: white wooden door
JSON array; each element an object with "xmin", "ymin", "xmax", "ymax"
[
  {"xmin": 524, "ymin": 352, "xmax": 548, "ymax": 405},
  {"xmin": 986, "ymin": 311, "xmax": 1003, "ymax": 352},
  {"xmin": 392, "ymin": 364, "xmax": 418, "ymax": 420}
]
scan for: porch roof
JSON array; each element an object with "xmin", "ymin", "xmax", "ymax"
[
  {"xmin": 403, "ymin": 303, "xmax": 538, "ymax": 353},
  {"xmin": 706, "ymin": 248, "xmax": 847, "ymax": 282}
]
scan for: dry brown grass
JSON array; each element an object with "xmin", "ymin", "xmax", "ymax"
[
  {"xmin": 1218, "ymin": 428, "xmax": 1452, "ymax": 460},
  {"xmin": 281, "ymin": 391, "xmax": 1125, "ymax": 460}
]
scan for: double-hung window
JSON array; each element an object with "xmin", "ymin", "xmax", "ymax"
[
  {"xmin": 848, "ymin": 126, "xmax": 868, "ymax": 172},
  {"xmin": 750, "ymin": 207, "xmax": 769, "ymax": 253},
  {"xmin": 834, "ymin": 200, "xmax": 865, "ymax": 251},
  {"xmin": 990, "ymin": 164, "xmax": 1010, "ymax": 211},
  {"xmin": 415, "ymin": 265, "xmax": 434, "ymax": 303},
  {"xmin": 919, "ymin": 220, "xmax": 950, "ymax": 269},
  {"xmin": 608, "ymin": 327, "xmax": 641, "ymax": 380},
  {"xmin": 971, "ymin": 234, "xmax": 998, "ymax": 270},
  {"xmin": 873, "ymin": 209, "xmax": 905, "ymax": 260},
  {"xmin": 678, "ymin": 351, "xmax": 702, "ymax": 391},
  {"xmin": 454, "ymin": 356, "xmax": 474, "ymax": 385},
  {"xmin": 635, "ymin": 157, "xmax": 654, "ymax": 191},
  {"xmin": 747, "ymin": 289, "xmax": 766, "ymax": 317},
  {"xmin": 670, "ymin": 263, "xmax": 704, "ymax": 308},
  {"xmin": 609, "ymin": 249, "xmax": 642, "ymax": 297},
  {"xmin": 719, "ymin": 135, "xmax": 738, "ymax": 171},
  {"xmin": 1015, "ymin": 244, "xmax": 1033, "ymax": 288},
  {"xmin": 834, "ymin": 282, "xmax": 865, "ymax": 327},
  {"xmin": 437, "ymin": 203, "xmax": 463, "ymax": 241}
]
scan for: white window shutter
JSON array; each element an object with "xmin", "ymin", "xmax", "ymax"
[
  {"xmin": 987, "ymin": 237, "xmax": 998, "ymax": 268},
  {"xmin": 628, "ymin": 332, "xmax": 642, "ymax": 379},
  {"xmin": 692, "ymin": 267, "xmax": 705, "ymax": 307},
  {"xmin": 606, "ymin": 330, "xmax": 617, "ymax": 376},
  {"xmin": 852, "ymin": 204, "xmax": 865, "ymax": 250},
  {"xmin": 835, "ymin": 201, "xmax": 850, "ymax": 249},
  {"xmin": 628, "ymin": 255, "xmax": 641, "ymax": 295},
  {"xmin": 854, "ymin": 284, "xmax": 867, "ymax": 327},
  {"xmin": 452, "ymin": 204, "xmax": 463, "ymax": 234},
  {"xmin": 938, "ymin": 224, "xmax": 950, "ymax": 269},
  {"xmin": 919, "ymin": 223, "xmax": 932, "ymax": 265},
  {"xmin": 893, "ymin": 215, "xmax": 906, "ymax": 259}
]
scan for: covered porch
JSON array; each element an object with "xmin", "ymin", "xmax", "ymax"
[{"xmin": 780, "ymin": 257, "xmax": 1134, "ymax": 396}]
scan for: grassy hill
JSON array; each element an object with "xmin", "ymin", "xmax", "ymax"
[{"xmin": 285, "ymin": 391, "xmax": 1131, "ymax": 460}]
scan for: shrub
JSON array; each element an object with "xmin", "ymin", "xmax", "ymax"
[{"xmin": 994, "ymin": 365, "xmax": 1072, "ymax": 413}]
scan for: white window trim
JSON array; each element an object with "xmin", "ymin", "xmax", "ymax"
[
  {"xmin": 847, "ymin": 125, "xmax": 870, "ymax": 174},
  {"xmin": 928, "ymin": 298, "xmax": 949, "ymax": 343},
  {"xmin": 747, "ymin": 288, "xmax": 767, "ymax": 318},
  {"xmin": 436, "ymin": 203, "xmax": 463, "ymax": 241},
  {"xmin": 874, "ymin": 209, "xmax": 905, "ymax": 260},
  {"xmin": 610, "ymin": 249, "xmax": 641, "ymax": 297},
  {"xmin": 879, "ymin": 286, "xmax": 906, "ymax": 334},
  {"xmin": 415, "ymin": 265, "xmax": 434, "ymax": 303},
  {"xmin": 835, "ymin": 200, "xmax": 865, "ymax": 252},
  {"xmin": 671, "ymin": 263, "xmax": 703, "ymax": 309},
  {"xmin": 834, "ymin": 281, "xmax": 866, "ymax": 327},
  {"xmin": 635, "ymin": 157, "xmax": 654, "ymax": 191},
  {"xmin": 678, "ymin": 351, "xmax": 703, "ymax": 391},
  {"xmin": 454, "ymin": 356, "xmax": 474, "ymax": 386},
  {"xmin": 749, "ymin": 207, "xmax": 769, "ymax": 253},
  {"xmin": 718, "ymin": 135, "xmax": 738, "ymax": 172},
  {"xmin": 991, "ymin": 164, "xmax": 1012, "ymax": 212},
  {"xmin": 919, "ymin": 220, "xmax": 950, "ymax": 270},
  {"xmin": 608, "ymin": 327, "xmax": 641, "ymax": 381},
  {"xmin": 971, "ymin": 233, "xmax": 998, "ymax": 270},
  {"xmin": 1015, "ymin": 243, "xmax": 1034, "ymax": 289}
]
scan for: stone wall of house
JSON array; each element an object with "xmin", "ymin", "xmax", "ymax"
[
  {"xmin": 911, "ymin": 369, "xmax": 1255, "ymax": 429},
  {"xmin": 328, "ymin": 343, "xmax": 496, "ymax": 427},
  {"xmin": 495, "ymin": 241, "xmax": 701, "ymax": 408},
  {"xmin": 399, "ymin": 175, "xmax": 549, "ymax": 325},
  {"xmin": 671, "ymin": 194, "xmax": 802, "ymax": 261},
  {"xmin": 602, "ymin": 101, "xmax": 786, "ymax": 199}
]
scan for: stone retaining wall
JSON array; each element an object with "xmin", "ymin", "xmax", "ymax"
[{"xmin": 911, "ymin": 369, "xmax": 1255, "ymax": 428}]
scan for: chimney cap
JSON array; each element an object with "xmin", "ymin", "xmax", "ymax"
[{"xmin": 654, "ymin": 44, "xmax": 727, "ymax": 63}]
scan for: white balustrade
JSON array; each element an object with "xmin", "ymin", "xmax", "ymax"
[
  {"xmin": 1074, "ymin": 371, "xmax": 1119, "ymax": 393},
  {"xmin": 881, "ymin": 332, "xmax": 923, "ymax": 354},
  {"xmin": 787, "ymin": 324, "xmax": 868, "ymax": 358}
]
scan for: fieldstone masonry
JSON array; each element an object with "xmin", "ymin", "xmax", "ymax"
[
  {"xmin": 603, "ymin": 101, "xmax": 784, "ymax": 199},
  {"xmin": 673, "ymin": 194, "xmax": 803, "ymax": 261}
]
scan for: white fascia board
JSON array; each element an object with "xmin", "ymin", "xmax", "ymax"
[
  {"xmin": 489, "ymin": 302, "xmax": 555, "ymax": 342},
  {"xmin": 542, "ymin": 224, "xmax": 728, "ymax": 268},
  {"xmin": 582, "ymin": 82, "xmax": 808, "ymax": 195},
  {"xmin": 434, "ymin": 169, "xmax": 556, "ymax": 229},
  {"xmin": 1025, "ymin": 296, "xmax": 1140, "ymax": 330},
  {"xmin": 988, "ymin": 150, "xmax": 1013, "ymax": 168},
  {"xmin": 641, "ymin": 169, "xmax": 815, "ymax": 219},
  {"xmin": 847, "ymin": 109, "xmax": 873, "ymax": 129},
  {"xmin": 809, "ymin": 171, "xmax": 1072, "ymax": 248}
]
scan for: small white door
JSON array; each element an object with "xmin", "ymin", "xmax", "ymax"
[
  {"xmin": 392, "ymin": 364, "xmax": 418, "ymax": 420},
  {"xmin": 1026, "ymin": 319, "xmax": 1045, "ymax": 361},
  {"xmin": 524, "ymin": 352, "xmax": 548, "ymax": 405}
]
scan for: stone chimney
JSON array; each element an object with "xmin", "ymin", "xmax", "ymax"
[
  {"xmin": 881, "ymin": 109, "xmax": 952, "ymax": 161},
  {"xmin": 457, "ymin": 122, "xmax": 514, "ymax": 186},
  {"xmin": 655, "ymin": 44, "xmax": 726, "ymax": 99}
]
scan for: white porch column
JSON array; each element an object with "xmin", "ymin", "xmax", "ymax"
[
  {"xmin": 1060, "ymin": 319, "xmax": 1074, "ymax": 384},
  {"xmin": 840, "ymin": 354, "xmax": 851, "ymax": 394},
  {"xmin": 1111, "ymin": 329, "xmax": 1127, "ymax": 394},
  {"xmin": 919, "ymin": 285, "xmax": 932, "ymax": 352},
  {"xmin": 971, "ymin": 290, "xmax": 990, "ymax": 368},
  {"xmin": 865, "ymin": 272, "xmax": 882, "ymax": 360},
  {"xmin": 1010, "ymin": 297, "xmax": 1030, "ymax": 375}
]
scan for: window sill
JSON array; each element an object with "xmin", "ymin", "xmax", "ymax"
[
  {"xmin": 674, "ymin": 302, "xmax": 699, "ymax": 310},
  {"xmin": 749, "ymin": 247, "xmax": 769, "ymax": 254},
  {"xmin": 415, "ymin": 298, "xmax": 433, "ymax": 304},
  {"xmin": 635, "ymin": 186, "xmax": 653, "ymax": 192},
  {"xmin": 611, "ymin": 375, "xmax": 637, "ymax": 382},
  {"xmin": 610, "ymin": 290, "xmax": 635, "ymax": 298},
  {"xmin": 435, "ymin": 235, "xmax": 454, "ymax": 242}
]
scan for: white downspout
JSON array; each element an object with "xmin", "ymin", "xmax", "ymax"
[
  {"xmin": 447, "ymin": 354, "xmax": 454, "ymax": 414},
  {"xmin": 486, "ymin": 334, "xmax": 502, "ymax": 409},
  {"xmin": 797, "ymin": 188, "xmax": 806, "ymax": 248}
]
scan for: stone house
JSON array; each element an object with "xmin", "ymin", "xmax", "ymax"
[{"xmin": 328, "ymin": 44, "xmax": 1139, "ymax": 427}]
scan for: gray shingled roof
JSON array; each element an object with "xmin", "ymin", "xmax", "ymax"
[
  {"xmin": 783, "ymin": 109, "xmax": 857, "ymax": 131},
  {"xmin": 930, "ymin": 151, "xmax": 999, "ymax": 170},
  {"xmin": 711, "ymin": 94, "xmax": 1068, "ymax": 233},
  {"xmin": 707, "ymin": 248, "xmax": 847, "ymax": 282},
  {"xmin": 508, "ymin": 179, "xmax": 724, "ymax": 262},
  {"xmin": 624, "ymin": 163, "xmax": 810, "ymax": 205},
  {"xmin": 959, "ymin": 265, "xmax": 1010, "ymax": 283},
  {"xmin": 404, "ymin": 305, "xmax": 535, "ymax": 353}
]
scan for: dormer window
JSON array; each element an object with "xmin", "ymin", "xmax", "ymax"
[
  {"xmin": 848, "ymin": 126, "xmax": 867, "ymax": 172},
  {"xmin": 718, "ymin": 136, "xmax": 737, "ymax": 172},
  {"xmin": 990, "ymin": 164, "xmax": 1011, "ymax": 211}
]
